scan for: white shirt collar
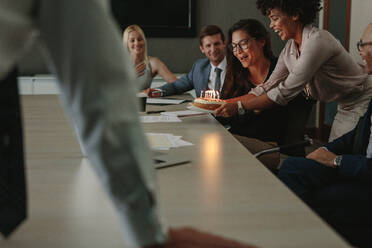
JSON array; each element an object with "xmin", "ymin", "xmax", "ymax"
[{"xmin": 210, "ymin": 56, "xmax": 227, "ymax": 72}]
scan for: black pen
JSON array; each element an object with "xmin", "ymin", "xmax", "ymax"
[
  {"xmin": 155, "ymin": 160, "xmax": 191, "ymax": 170},
  {"xmin": 146, "ymin": 110, "xmax": 165, "ymax": 114}
]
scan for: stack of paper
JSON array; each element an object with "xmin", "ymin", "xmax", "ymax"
[
  {"xmin": 140, "ymin": 115, "xmax": 181, "ymax": 123},
  {"xmin": 146, "ymin": 133, "xmax": 193, "ymax": 150}
]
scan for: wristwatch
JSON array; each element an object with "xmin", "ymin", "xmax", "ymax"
[
  {"xmin": 237, "ymin": 101, "xmax": 245, "ymax": 115},
  {"xmin": 333, "ymin": 155, "xmax": 342, "ymax": 168}
]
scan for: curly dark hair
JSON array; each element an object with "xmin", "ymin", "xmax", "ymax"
[
  {"xmin": 222, "ymin": 19, "xmax": 274, "ymax": 99},
  {"xmin": 256, "ymin": 0, "xmax": 322, "ymax": 25}
]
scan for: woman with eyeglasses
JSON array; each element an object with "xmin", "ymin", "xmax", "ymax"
[
  {"xmin": 123, "ymin": 25, "xmax": 177, "ymax": 91},
  {"xmin": 222, "ymin": 19, "xmax": 276, "ymax": 100},
  {"xmin": 216, "ymin": 0, "xmax": 372, "ymax": 142},
  {"xmin": 218, "ymin": 19, "xmax": 312, "ymax": 169}
]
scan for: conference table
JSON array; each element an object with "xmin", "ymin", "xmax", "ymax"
[{"xmin": 0, "ymin": 95, "xmax": 349, "ymax": 248}]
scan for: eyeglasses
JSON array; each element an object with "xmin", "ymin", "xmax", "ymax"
[
  {"xmin": 230, "ymin": 38, "xmax": 256, "ymax": 52},
  {"xmin": 357, "ymin": 40, "xmax": 372, "ymax": 52}
]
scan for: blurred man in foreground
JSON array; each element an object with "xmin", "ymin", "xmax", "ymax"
[{"xmin": 0, "ymin": 0, "xmax": 256, "ymax": 247}]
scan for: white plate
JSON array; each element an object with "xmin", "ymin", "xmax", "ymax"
[{"xmin": 187, "ymin": 104, "xmax": 215, "ymax": 113}]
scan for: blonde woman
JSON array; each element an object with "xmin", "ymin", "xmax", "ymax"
[{"xmin": 123, "ymin": 25, "xmax": 177, "ymax": 90}]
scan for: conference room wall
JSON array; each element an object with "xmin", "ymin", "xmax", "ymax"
[
  {"xmin": 17, "ymin": 0, "xmax": 285, "ymax": 75},
  {"xmin": 146, "ymin": 0, "xmax": 286, "ymax": 73}
]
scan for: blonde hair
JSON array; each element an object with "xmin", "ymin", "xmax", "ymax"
[{"xmin": 123, "ymin": 24, "xmax": 149, "ymax": 65}]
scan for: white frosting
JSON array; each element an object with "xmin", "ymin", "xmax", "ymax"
[{"xmin": 194, "ymin": 98, "xmax": 224, "ymax": 105}]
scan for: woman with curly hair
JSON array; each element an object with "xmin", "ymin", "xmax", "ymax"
[
  {"xmin": 220, "ymin": 19, "xmax": 312, "ymax": 168},
  {"xmin": 216, "ymin": 0, "xmax": 372, "ymax": 142}
]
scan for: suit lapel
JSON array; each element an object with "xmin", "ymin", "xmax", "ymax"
[
  {"xmin": 201, "ymin": 63, "xmax": 211, "ymax": 91},
  {"xmin": 361, "ymin": 99, "xmax": 372, "ymax": 151}
]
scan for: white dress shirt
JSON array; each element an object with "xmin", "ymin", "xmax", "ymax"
[
  {"xmin": 367, "ymin": 113, "xmax": 372, "ymax": 158},
  {"xmin": 208, "ymin": 57, "xmax": 227, "ymax": 92},
  {"xmin": 0, "ymin": 0, "xmax": 166, "ymax": 247}
]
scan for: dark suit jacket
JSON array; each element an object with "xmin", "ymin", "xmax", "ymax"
[
  {"xmin": 159, "ymin": 58, "xmax": 215, "ymax": 98},
  {"xmin": 325, "ymin": 98, "xmax": 372, "ymax": 185}
]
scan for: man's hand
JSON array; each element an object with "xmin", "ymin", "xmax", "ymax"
[
  {"xmin": 144, "ymin": 88, "xmax": 163, "ymax": 98},
  {"xmin": 135, "ymin": 61, "xmax": 146, "ymax": 77},
  {"xmin": 214, "ymin": 102, "xmax": 238, "ymax": 117},
  {"xmin": 144, "ymin": 227, "xmax": 258, "ymax": 248},
  {"xmin": 306, "ymin": 147, "xmax": 337, "ymax": 168}
]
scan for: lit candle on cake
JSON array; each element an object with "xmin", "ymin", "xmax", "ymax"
[
  {"xmin": 192, "ymin": 90, "xmax": 225, "ymax": 111},
  {"xmin": 203, "ymin": 90, "xmax": 221, "ymax": 99}
]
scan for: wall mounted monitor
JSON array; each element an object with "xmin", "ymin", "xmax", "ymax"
[{"xmin": 111, "ymin": 0, "xmax": 196, "ymax": 37}]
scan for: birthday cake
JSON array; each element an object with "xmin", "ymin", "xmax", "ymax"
[
  {"xmin": 192, "ymin": 90, "xmax": 225, "ymax": 110},
  {"xmin": 192, "ymin": 98, "xmax": 225, "ymax": 110}
]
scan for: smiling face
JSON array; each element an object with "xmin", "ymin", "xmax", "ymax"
[
  {"xmin": 360, "ymin": 24, "xmax": 372, "ymax": 74},
  {"xmin": 231, "ymin": 30, "xmax": 265, "ymax": 68},
  {"xmin": 127, "ymin": 30, "xmax": 145, "ymax": 55},
  {"xmin": 199, "ymin": 33, "xmax": 226, "ymax": 66},
  {"xmin": 268, "ymin": 8, "xmax": 299, "ymax": 41}
]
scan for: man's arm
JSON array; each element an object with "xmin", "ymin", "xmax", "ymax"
[
  {"xmin": 326, "ymin": 113, "xmax": 372, "ymax": 184},
  {"xmin": 306, "ymin": 146, "xmax": 372, "ymax": 186},
  {"xmin": 308, "ymin": 116, "xmax": 372, "ymax": 185},
  {"xmin": 306, "ymin": 147, "xmax": 337, "ymax": 168},
  {"xmin": 306, "ymin": 128, "xmax": 356, "ymax": 167},
  {"xmin": 38, "ymin": 0, "xmax": 166, "ymax": 246},
  {"xmin": 0, "ymin": 1, "xmax": 262, "ymax": 247},
  {"xmin": 158, "ymin": 62, "xmax": 198, "ymax": 96}
]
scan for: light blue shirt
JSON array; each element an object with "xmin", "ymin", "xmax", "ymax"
[{"xmin": 367, "ymin": 113, "xmax": 372, "ymax": 158}]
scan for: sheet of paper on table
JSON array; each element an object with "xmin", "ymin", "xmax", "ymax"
[
  {"xmin": 146, "ymin": 98, "xmax": 186, "ymax": 105},
  {"xmin": 140, "ymin": 115, "xmax": 181, "ymax": 123},
  {"xmin": 160, "ymin": 110, "xmax": 205, "ymax": 117},
  {"xmin": 145, "ymin": 133, "xmax": 193, "ymax": 150}
]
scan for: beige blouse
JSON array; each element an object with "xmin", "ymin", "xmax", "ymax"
[{"xmin": 250, "ymin": 25, "xmax": 368, "ymax": 105}]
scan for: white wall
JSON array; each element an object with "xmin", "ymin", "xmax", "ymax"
[
  {"xmin": 18, "ymin": 74, "xmax": 189, "ymax": 95},
  {"xmin": 350, "ymin": 1, "xmax": 372, "ymax": 64}
]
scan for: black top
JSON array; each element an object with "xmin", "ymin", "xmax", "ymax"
[
  {"xmin": 217, "ymin": 57, "xmax": 314, "ymax": 154},
  {"xmin": 221, "ymin": 57, "xmax": 278, "ymax": 99}
]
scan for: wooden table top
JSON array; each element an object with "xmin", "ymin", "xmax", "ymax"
[{"xmin": 0, "ymin": 95, "xmax": 349, "ymax": 248}]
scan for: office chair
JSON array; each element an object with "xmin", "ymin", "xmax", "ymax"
[{"xmin": 254, "ymin": 135, "xmax": 313, "ymax": 159}]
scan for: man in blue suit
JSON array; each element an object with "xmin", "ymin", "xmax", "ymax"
[
  {"xmin": 146, "ymin": 25, "xmax": 227, "ymax": 98},
  {"xmin": 278, "ymin": 23, "xmax": 372, "ymax": 248}
]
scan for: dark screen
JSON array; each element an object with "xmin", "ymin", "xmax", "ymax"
[{"xmin": 111, "ymin": 0, "xmax": 196, "ymax": 37}]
